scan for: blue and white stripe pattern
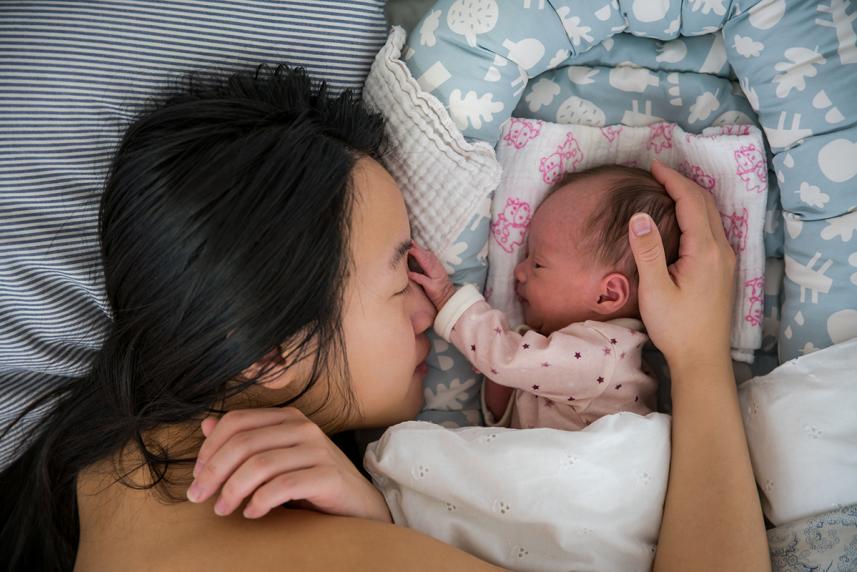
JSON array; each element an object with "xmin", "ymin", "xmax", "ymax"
[{"xmin": 0, "ymin": 0, "xmax": 387, "ymax": 470}]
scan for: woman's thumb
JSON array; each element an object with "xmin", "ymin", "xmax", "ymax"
[{"xmin": 628, "ymin": 213, "xmax": 671, "ymax": 291}]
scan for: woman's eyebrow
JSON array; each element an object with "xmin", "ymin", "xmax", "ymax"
[{"xmin": 389, "ymin": 239, "xmax": 412, "ymax": 270}]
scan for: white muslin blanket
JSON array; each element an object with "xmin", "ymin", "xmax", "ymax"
[
  {"xmin": 487, "ymin": 120, "xmax": 768, "ymax": 363},
  {"xmin": 365, "ymin": 413, "xmax": 671, "ymax": 572}
]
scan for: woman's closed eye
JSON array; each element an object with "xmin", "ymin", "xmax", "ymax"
[{"xmin": 395, "ymin": 283, "xmax": 411, "ymax": 297}]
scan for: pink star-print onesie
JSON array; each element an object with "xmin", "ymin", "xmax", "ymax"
[{"xmin": 434, "ymin": 285, "xmax": 657, "ymax": 431}]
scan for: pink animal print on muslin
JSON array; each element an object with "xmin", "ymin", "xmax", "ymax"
[
  {"xmin": 734, "ymin": 144, "xmax": 767, "ymax": 193},
  {"xmin": 721, "ymin": 207, "xmax": 749, "ymax": 254},
  {"xmin": 744, "ymin": 276, "xmax": 765, "ymax": 327},
  {"xmin": 719, "ymin": 124, "xmax": 751, "ymax": 136},
  {"xmin": 678, "ymin": 160, "xmax": 717, "ymax": 192},
  {"xmin": 646, "ymin": 123, "xmax": 673, "ymax": 153},
  {"xmin": 599, "ymin": 125, "xmax": 622, "ymax": 143},
  {"xmin": 491, "ymin": 197, "xmax": 532, "ymax": 254},
  {"xmin": 539, "ymin": 132, "xmax": 583, "ymax": 184},
  {"xmin": 503, "ymin": 118, "xmax": 543, "ymax": 149}
]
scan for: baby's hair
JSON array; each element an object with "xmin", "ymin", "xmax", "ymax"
[{"xmin": 549, "ymin": 165, "xmax": 680, "ymax": 281}]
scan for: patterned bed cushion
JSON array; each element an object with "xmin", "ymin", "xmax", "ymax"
[
  {"xmin": 0, "ymin": 0, "xmax": 387, "ymax": 470},
  {"xmin": 401, "ymin": 0, "xmax": 857, "ymax": 379}
]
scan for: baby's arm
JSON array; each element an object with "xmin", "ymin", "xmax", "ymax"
[
  {"xmin": 408, "ymin": 245, "xmax": 612, "ymax": 405},
  {"xmin": 408, "ymin": 244, "xmax": 513, "ymax": 419}
]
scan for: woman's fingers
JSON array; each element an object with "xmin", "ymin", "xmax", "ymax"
[
  {"xmin": 195, "ymin": 408, "xmax": 304, "ymax": 474},
  {"xmin": 212, "ymin": 443, "xmax": 321, "ymax": 516},
  {"xmin": 701, "ymin": 186, "xmax": 732, "ymax": 251},
  {"xmin": 650, "ymin": 160, "xmax": 714, "ymax": 244},
  {"xmin": 200, "ymin": 416, "xmax": 217, "ymax": 438},
  {"xmin": 189, "ymin": 420, "xmax": 316, "ymax": 504},
  {"xmin": 242, "ymin": 467, "xmax": 331, "ymax": 519},
  {"xmin": 628, "ymin": 213, "xmax": 675, "ymax": 295}
]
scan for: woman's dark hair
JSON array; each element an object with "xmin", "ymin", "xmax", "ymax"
[{"xmin": 0, "ymin": 64, "xmax": 386, "ymax": 570}]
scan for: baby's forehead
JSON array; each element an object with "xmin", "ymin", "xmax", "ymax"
[{"xmin": 533, "ymin": 175, "xmax": 609, "ymax": 229}]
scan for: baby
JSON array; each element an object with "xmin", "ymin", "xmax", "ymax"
[{"xmin": 409, "ymin": 165, "xmax": 680, "ymax": 430}]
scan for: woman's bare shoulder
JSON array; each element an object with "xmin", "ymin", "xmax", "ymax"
[
  {"xmin": 76, "ymin": 467, "xmax": 503, "ymax": 572},
  {"xmin": 157, "ymin": 509, "xmax": 504, "ymax": 572}
]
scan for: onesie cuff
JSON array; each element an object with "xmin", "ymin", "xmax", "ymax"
[
  {"xmin": 481, "ymin": 381, "xmax": 514, "ymax": 427},
  {"xmin": 433, "ymin": 283, "xmax": 484, "ymax": 342}
]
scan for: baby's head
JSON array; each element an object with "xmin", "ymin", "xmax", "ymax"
[{"xmin": 514, "ymin": 165, "xmax": 680, "ymax": 334}]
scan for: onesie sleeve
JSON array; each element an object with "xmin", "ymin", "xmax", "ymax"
[{"xmin": 434, "ymin": 285, "xmax": 622, "ymax": 403}]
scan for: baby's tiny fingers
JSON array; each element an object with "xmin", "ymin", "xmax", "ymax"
[
  {"xmin": 408, "ymin": 271, "xmax": 433, "ymax": 289},
  {"xmin": 409, "ymin": 247, "xmax": 445, "ymax": 279}
]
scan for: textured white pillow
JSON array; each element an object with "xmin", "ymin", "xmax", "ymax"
[
  {"xmin": 738, "ymin": 337, "xmax": 857, "ymax": 526},
  {"xmin": 365, "ymin": 413, "xmax": 670, "ymax": 572}
]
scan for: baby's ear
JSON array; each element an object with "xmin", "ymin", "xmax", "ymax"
[{"xmin": 593, "ymin": 272, "xmax": 631, "ymax": 315}]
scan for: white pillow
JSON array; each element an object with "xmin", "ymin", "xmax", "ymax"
[
  {"xmin": 488, "ymin": 120, "xmax": 768, "ymax": 363},
  {"xmin": 739, "ymin": 337, "xmax": 857, "ymax": 526},
  {"xmin": 365, "ymin": 413, "xmax": 670, "ymax": 572}
]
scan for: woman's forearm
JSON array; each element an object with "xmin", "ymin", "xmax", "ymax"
[{"xmin": 653, "ymin": 357, "xmax": 770, "ymax": 572}]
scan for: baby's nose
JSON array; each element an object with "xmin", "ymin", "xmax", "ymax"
[{"xmin": 513, "ymin": 261, "xmax": 526, "ymax": 283}]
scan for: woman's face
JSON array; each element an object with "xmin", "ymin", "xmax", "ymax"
[
  {"xmin": 337, "ymin": 158, "xmax": 435, "ymax": 429},
  {"xmin": 247, "ymin": 158, "xmax": 434, "ymax": 432}
]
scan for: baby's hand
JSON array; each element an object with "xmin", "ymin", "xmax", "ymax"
[
  {"xmin": 407, "ymin": 242, "xmax": 457, "ymax": 310},
  {"xmin": 187, "ymin": 407, "xmax": 391, "ymax": 523}
]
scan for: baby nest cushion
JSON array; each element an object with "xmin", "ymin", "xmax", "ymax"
[
  {"xmin": 0, "ymin": 0, "xmax": 387, "ymax": 470},
  {"xmin": 365, "ymin": 413, "xmax": 671, "ymax": 572},
  {"xmin": 403, "ymin": 0, "xmax": 857, "ymax": 366},
  {"xmin": 739, "ymin": 337, "xmax": 857, "ymax": 526},
  {"xmin": 488, "ymin": 120, "xmax": 768, "ymax": 363}
]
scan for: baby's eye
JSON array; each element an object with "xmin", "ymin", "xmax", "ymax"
[{"xmin": 533, "ymin": 262, "xmax": 543, "ymax": 269}]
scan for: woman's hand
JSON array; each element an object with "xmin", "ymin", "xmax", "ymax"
[
  {"xmin": 628, "ymin": 160, "xmax": 736, "ymax": 370},
  {"xmin": 407, "ymin": 242, "xmax": 457, "ymax": 310},
  {"xmin": 186, "ymin": 407, "xmax": 392, "ymax": 523}
]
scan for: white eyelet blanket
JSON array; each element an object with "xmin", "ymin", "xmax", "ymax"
[{"xmin": 365, "ymin": 413, "xmax": 671, "ymax": 572}]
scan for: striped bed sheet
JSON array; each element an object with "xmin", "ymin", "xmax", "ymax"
[{"xmin": 0, "ymin": 0, "xmax": 387, "ymax": 470}]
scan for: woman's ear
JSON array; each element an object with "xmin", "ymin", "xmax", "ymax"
[
  {"xmin": 593, "ymin": 272, "xmax": 631, "ymax": 315},
  {"xmin": 240, "ymin": 346, "xmax": 302, "ymax": 390}
]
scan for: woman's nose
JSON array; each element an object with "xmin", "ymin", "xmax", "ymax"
[{"xmin": 408, "ymin": 279, "xmax": 436, "ymax": 335}]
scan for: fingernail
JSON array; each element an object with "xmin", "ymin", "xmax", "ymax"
[
  {"xmin": 187, "ymin": 481, "xmax": 203, "ymax": 502},
  {"xmin": 214, "ymin": 498, "xmax": 228, "ymax": 516},
  {"xmin": 631, "ymin": 214, "xmax": 652, "ymax": 236}
]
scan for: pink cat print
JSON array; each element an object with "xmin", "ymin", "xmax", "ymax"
[
  {"xmin": 539, "ymin": 132, "xmax": 583, "ymax": 184},
  {"xmin": 734, "ymin": 144, "xmax": 767, "ymax": 193},
  {"xmin": 678, "ymin": 160, "xmax": 717, "ymax": 192},
  {"xmin": 744, "ymin": 276, "xmax": 765, "ymax": 327},
  {"xmin": 503, "ymin": 118, "xmax": 543, "ymax": 149},
  {"xmin": 646, "ymin": 123, "xmax": 673, "ymax": 153},
  {"xmin": 721, "ymin": 207, "xmax": 749, "ymax": 254},
  {"xmin": 491, "ymin": 197, "xmax": 532, "ymax": 254},
  {"xmin": 599, "ymin": 125, "xmax": 623, "ymax": 143},
  {"xmin": 719, "ymin": 124, "xmax": 751, "ymax": 136}
]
